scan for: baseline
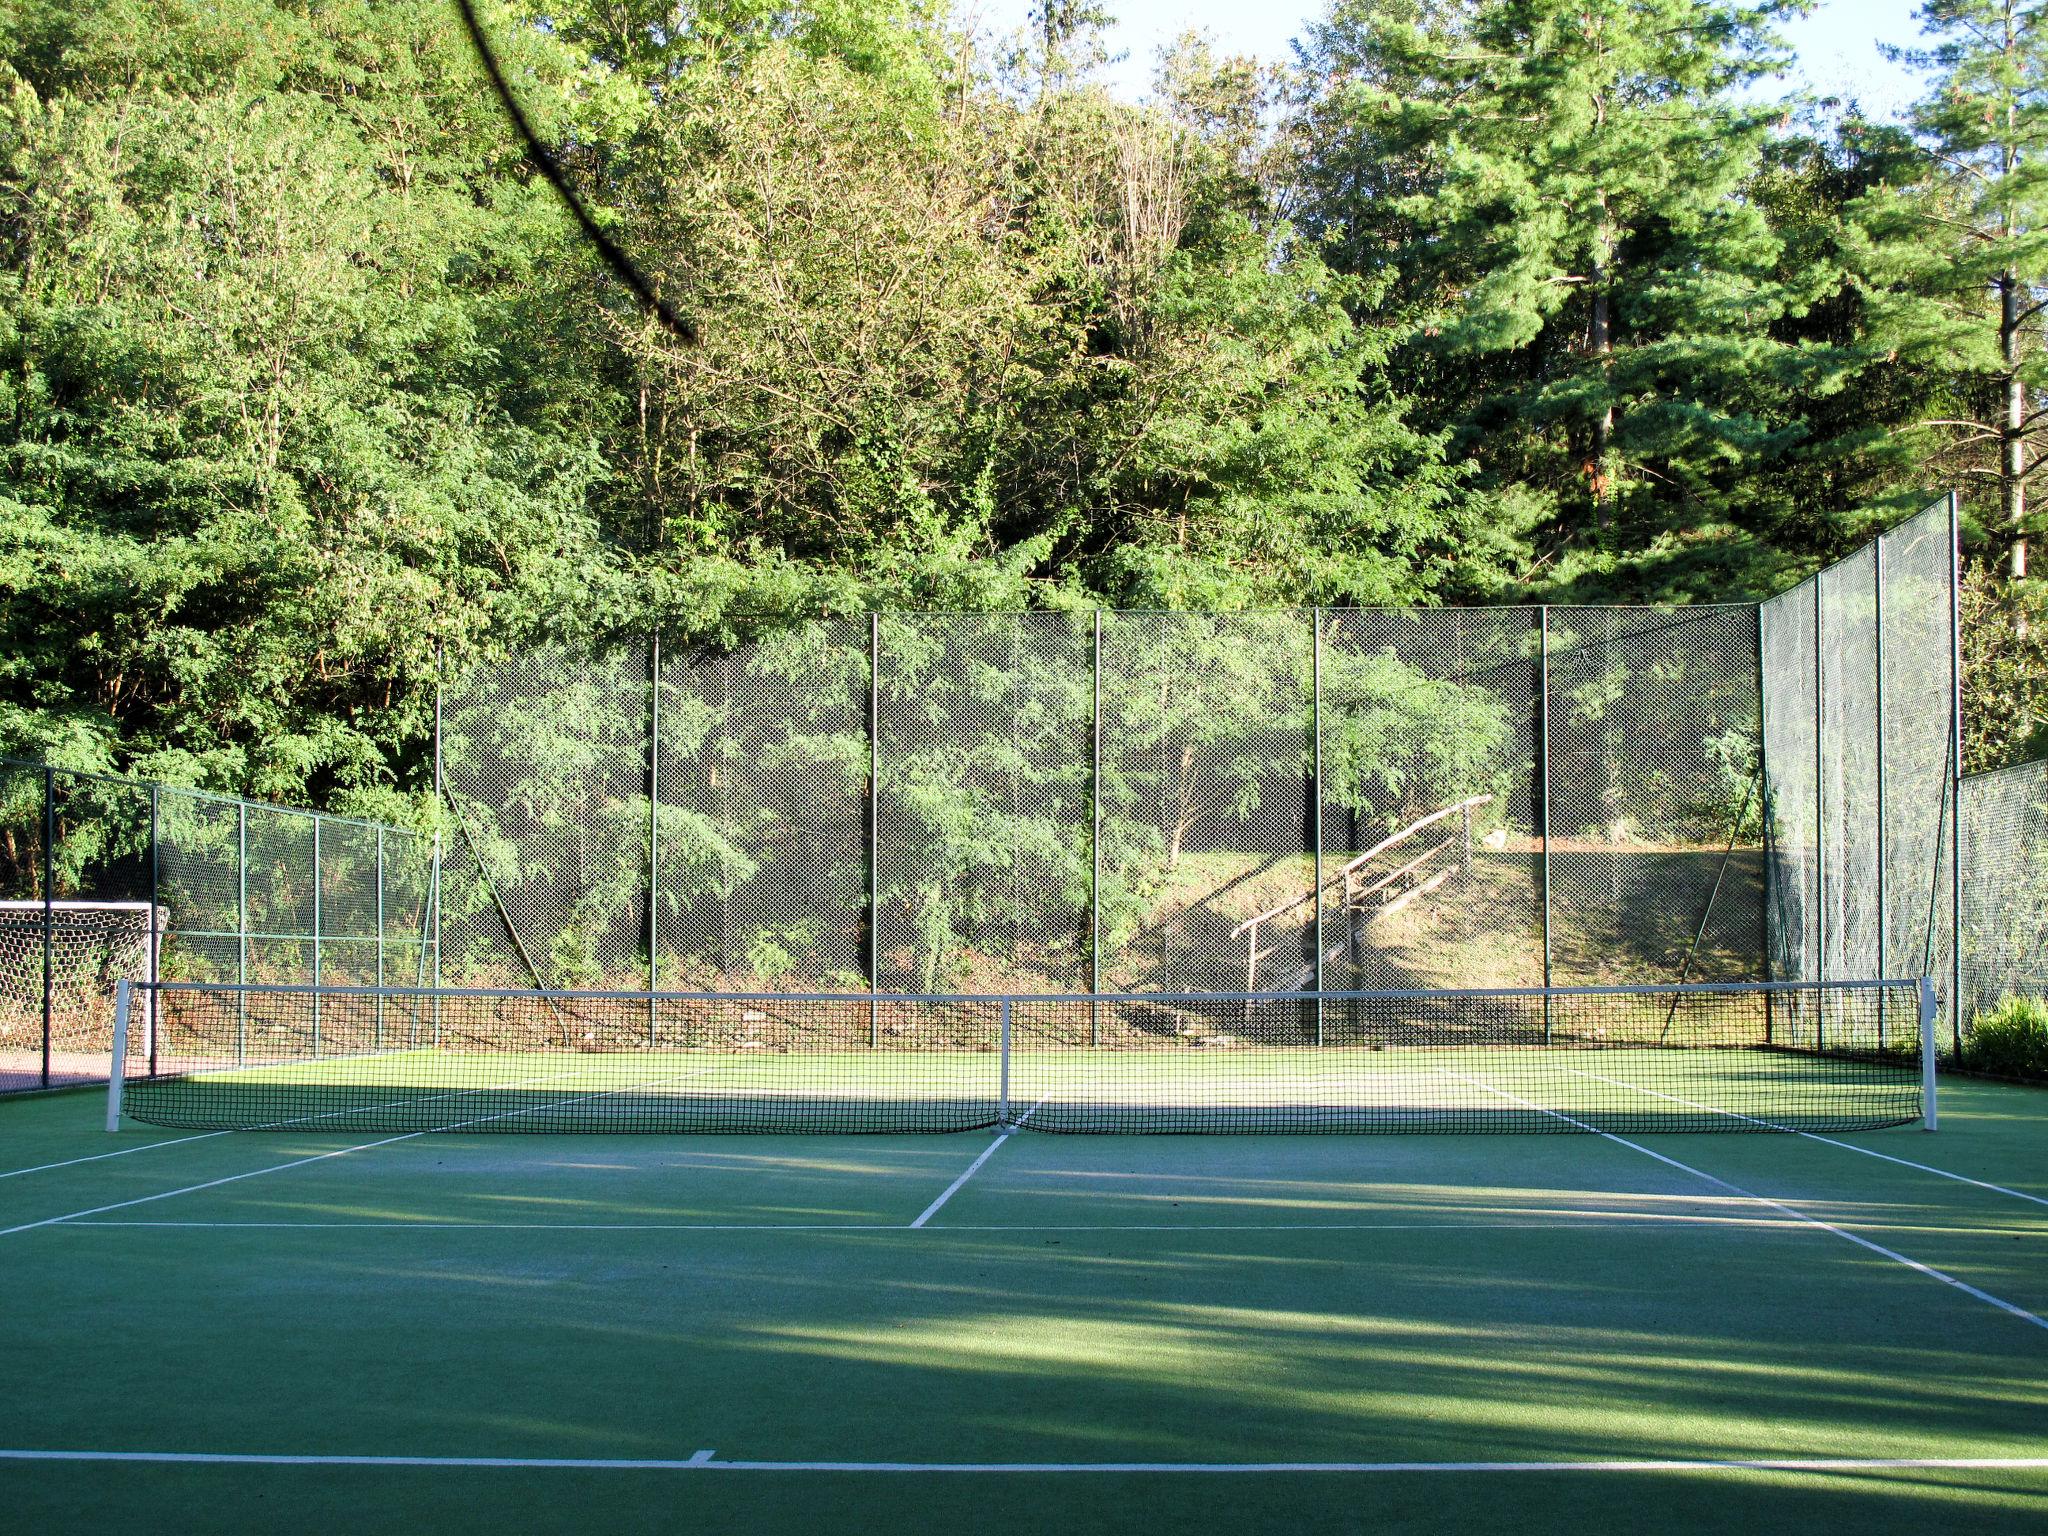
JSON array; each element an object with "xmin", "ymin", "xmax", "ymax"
[{"xmin": 0, "ymin": 1448, "xmax": 2044, "ymax": 1475}]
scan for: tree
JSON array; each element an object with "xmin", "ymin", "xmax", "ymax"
[
  {"xmin": 1289, "ymin": 0, "xmax": 1826, "ymax": 592},
  {"xmin": 1853, "ymin": 0, "xmax": 2048, "ymax": 580}
]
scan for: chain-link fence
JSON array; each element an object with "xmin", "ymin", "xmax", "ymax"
[
  {"xmin": 441, "ymin": 601, "xmax": 1769, "ymax": 1005},
  {"xmin": 1758, "ymin": 497, "xmax": 1961, "ymax": 1045},
  {"xmin": 0, "ymin": 757, "xmax": 434, "ymax": 1091},
  {"xmin": 1958, "ymin": 755, "xmax": 2048, "ymax": 1029}
]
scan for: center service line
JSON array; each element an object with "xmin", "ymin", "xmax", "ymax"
[{"xmin": 910, "ymin": 1093, "xmax": 1050, "ymax": 1229}]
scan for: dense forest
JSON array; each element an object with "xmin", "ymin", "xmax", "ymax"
[{"xmin": 2, "ymin": 0, "xmax": 2046, "ymax": 821}]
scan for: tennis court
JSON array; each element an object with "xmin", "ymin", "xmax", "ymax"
[{"xmin": 4, "ymin": 1053, "xmax": 2045, "ymax": 1535}]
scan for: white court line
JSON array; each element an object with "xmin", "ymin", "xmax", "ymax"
[
  {"xmin": 1437, "ymin": 1069, "xmax": 2048, "ymax": 1333},
  {"xmin": 0, "ymin": 1447, "xmax": 2043, "ymax": 1474},
  {"xmin": 53, "ymin": 1214, "xmax": 1810, "ymax": 1234},
  {"xmin": 1, "ymin": 1047, "xmax": 590, "ymax": 1184},
  {"xmin": 909, "ymin": 1093, "xmax": 1050, "ymax": 1229},
  {"xmin": 0, "ymin": 1060, "xmax": 718, "ymax": 1240},
  {"xmin": 1560, "ymin": 1065, "xmax": 2048, "ymax": 1210},
  {"xmin": 0, "ymin": 1132, "xmax": 232, "ymax": 1181}
]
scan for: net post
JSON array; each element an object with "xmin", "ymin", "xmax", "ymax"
[
  {"xmin": 998, "ymin": 997, "xmax": 1012, "ymax": 1128},
  {"xmin": 1310, "ymin": 606, "xmax": 1327, "ymax": 1056},
  {"xmin": 1947, "ymin": 490, "xmax": 1965, "ymax": 1060},
  {"xmin": 1538, "ymin": 607, "xmax": 1553, "ymax": 1044},
  {"xmin": 1919, "ymin": 974, "xmax": 1939, "ymax": 1132},
  {"xmin": 41, "ymin": 762, "xmax": 53, "ymax": 1089},
  {"xmin": 236, "ymin": 799, "xmax": 248, "ymax": 1065},
  {"xmin": 1091, "ymin": 609, "xmax": 1101, "ymax": 1048},
  {"xmin": 106, "ymin": 978, "xmax": 129, "ymax": 1134},
  {"xmin": 868, "ymin": 613, "xmax": 880, "ymax": 1049}
]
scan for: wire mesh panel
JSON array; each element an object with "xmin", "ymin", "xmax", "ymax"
[
  {"xmin": 1319, "ymin": 608, "xmax": 1542, "ymax": 991},
  {"xmin": 1819, "ymin": 548, "xmax": 1883, "ymax": 984},
  {"xmin": 1097, "ymin": 613, "xmax": 1313, "ymax": 994},
  {"xmin": 1546, "ymin": 608, "xmax": 1764, "ymax": 984},
  {"xmin": 125, "ymin": 981, "xmax": 1927, "ymax": 1134},
  {"xmin": 1958, "ymin": 757, "xmax": 2048, "ymax": 1028},
  {"xmin": 157, "ymin": 791, "xmax": 244, "ymax": 984},
  {"xmin": 1878, "ymin": 502, "xmax": 1959, "ymax": 990},
  {"xmin": 876, "ymin": 614, "xmax": 1093, "ymax": 994},
  {"xmin": 440, "ymin": 646, "xmax": 651, "ymax": 988},
  {"xmin": 243, "ymin": 804, "xmax": 315, "ymax": 986},
  {"xmin": 660, "ymin": 623, "xmax": 869, "ymax": 993},
  {"xmin": 1761, "ymin": 584, "xmax": 1819, "ymax": 985}
]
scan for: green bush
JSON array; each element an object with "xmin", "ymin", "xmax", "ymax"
[{"xmin": 1965, "ymin": 995, "xmax": 2048, "ymax": 1081}]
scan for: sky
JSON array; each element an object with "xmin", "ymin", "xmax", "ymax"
[{"xmin": 969, "ymin": 0, "xmax": 1933, "ymax": 115}]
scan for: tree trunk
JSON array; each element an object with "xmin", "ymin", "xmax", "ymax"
[{"xmin": 2003, "ymin": 272, "xmax": 2029, "ymax": 579}]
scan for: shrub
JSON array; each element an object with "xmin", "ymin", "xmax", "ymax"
[{"xmin": 1965, "ymin": 995, "xmax": 2048, "ymax": 1081}]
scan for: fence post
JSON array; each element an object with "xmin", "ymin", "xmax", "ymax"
[
  {"xmin": 1814, "ymin": 573, "xmax": 1826, "ymax": 991},
  {"xmin": 1311, "ymin": 608, "xmax": 1323, "ymax": 1047},
  {"xmin": 433, "ymin": 652, "xmax": 444, "ymax": 1047},
  {"xmin": 148, "ymin": 782, "xmax": 160, "ymax": 1074},
  {"xmin": 869, "ymin": 613, "xmax": 880, "ymax": 1047},
  {"xmin": 1538, "ymin": 608, "xmax": 1552, "ymax": 1044},
  {"xmin": 311, "ymin": 815, "xmax": 322, "ymax": 1058},
  {"xmin": 648, "ymin": 628, "xmax": 660, "ymax": 1048},
  {"xmin": 41, "ymin": 763, "xmax": 53, "ymax": 1089},
  {"xmin": 1091, "ymin": 609, "xmax": 1102, "ymax": 1047},
  {"xmin": 1947, "ymin": 490, "xmax": 1965, "ymax": 1059},
  {"xmin": 375, "ymin": 825, "xmax": 386, "ymax": 1049},
  {"xmin": 236, "ymin": 800, "xmax": 248, "ymax": 1065},
  {"xmin": 1873, "ymin": 536, "xmax": 1887, "ymax": 1048},
  {"xmin": 1757, "ymin": 602, "xmax": 1773, "ymax": 1043}
]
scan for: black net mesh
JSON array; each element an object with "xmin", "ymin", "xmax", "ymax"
[
  {"xmin": 1318, "ymin": 608, "xmax": 1542, "ymax": 992},
  {"xmin": 1546, "ymin": 607, "xmax": 1763, "ymax": 984},
  {"xmin": 1958, "ymin": 757, "xmax": 2048, "ymax": 1030},
  {"xmin": 124, "ymin": 981, "xmax": 1927, "ymax": 1134}
]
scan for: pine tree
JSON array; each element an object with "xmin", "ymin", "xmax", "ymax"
[
  {"xmin": 1293, "ymin": 0, "xmax": 1821, "ymax": 587},
  {"xmin": 1853, "ymin": 0, "xmax": 2048, "ymax": 579}
]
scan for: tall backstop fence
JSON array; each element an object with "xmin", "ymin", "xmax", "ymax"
[
  {"xmin": 15, "ymin": 495, "xmax": 2048, "ymax": 1099},
  {"xmin": 0, "ymin": 759, "xmax": 435, "ymax": 1091},
  {"xmin": 438, "ymin": 605, "xmax": 1768, "ymax": 1007}
]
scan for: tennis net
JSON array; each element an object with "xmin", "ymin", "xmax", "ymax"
[{"xmin": 110, "ymin": 979, "xmax": 1935, "ymax": 1135}]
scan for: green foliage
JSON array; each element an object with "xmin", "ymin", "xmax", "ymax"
[{"xmin": 1965, "ymin": 993, "xmax": 2048, "ymax": 1079}]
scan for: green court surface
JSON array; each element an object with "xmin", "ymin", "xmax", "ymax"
[{"xmin": 2, "ymin": 1080, "xmax": 2045, "ymax": 1535}]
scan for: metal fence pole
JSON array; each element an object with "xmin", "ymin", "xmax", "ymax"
[
  {"xmin": 236, "ymin": 800, "xmax": 248, "ymax": 1065},
  {"xmin": 311, "ymin": 815, "xmax": 322, "ymax": 1057},
  {"xmin": 1312, "ymin": 608, "xmax": 1324, "ymax": 1047},
  {"xmin": 375, "ymin": 826, "xmax": 386, "ymax": 1049},
  {"xmin": 148, "ymin": 782, "xmax": 160, "ymax": 1075},
  {"xmin": 433, "ymin": 653, "xmax": 444, "ymax": 1046},
  {"xmin": 40, "ymin": 763, "xmax": 54, "ymax": 1089},
  {"xmin": 868, "ymin": 614, "xmax": 880, "ymax": 1048},
  {"xmin": 1756, "ymin": 603, "xmax": 1773, "ymax": 1042},
  {"xmin": 1091, "ymin": 609, "xmax": 1102, "ymax": 1047},
  {"xmin": 1814, "ymin": 573, "xmax": 1827, "ymax": 993},
  {"xmin": 648, "ymin": 629, "xmax": 660, "ymax": 1048},
  {"xmin": 1873, "ymin": 536, "xmax": 1888, "ymax": 1046},
  {"xmin": 1948, "ymin": 490, "xmax": 1966, "ymax": 1058},
  {"xmin": 1538, "ymin": 608, "xmax": 1553, "ymax": 1043}
]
